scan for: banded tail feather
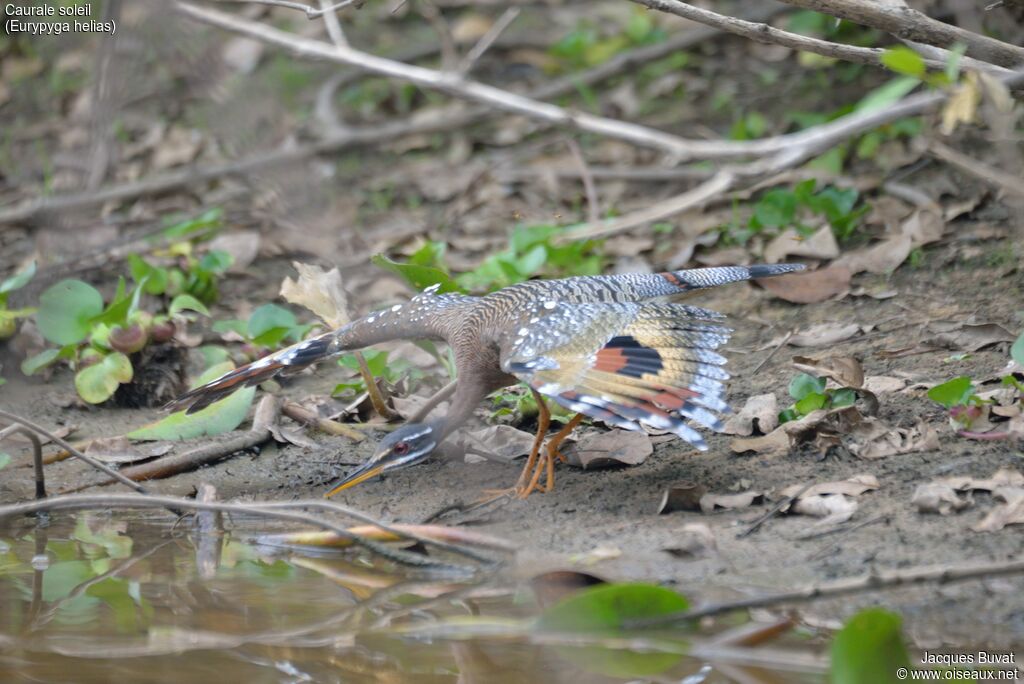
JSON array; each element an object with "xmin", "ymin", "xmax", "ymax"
[{"xmin": 165, "ymin": 331, "xmax": 338, "ymax": 414}]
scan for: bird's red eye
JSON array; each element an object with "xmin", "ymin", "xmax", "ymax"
[{"xmin": 393, "ymin": 441, "xmax": 410, "ymax": 455}]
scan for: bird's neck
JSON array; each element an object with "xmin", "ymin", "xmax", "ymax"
[{"xmin": 435, "ymin": 380, "xmax": 487, "ymax": 440}]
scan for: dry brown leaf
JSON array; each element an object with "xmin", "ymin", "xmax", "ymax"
[
  {"xmin": 721, "ymin": 393, "xmax": 778, "ymax": 436},
  {"xmin": 657, "ymin": 482, "xmax": 707, "ymax": 514},
  {"xmin": 763, "ymin": 226, "xmax": 839, "ymax": 263},
  {"xmin": 973, "ymin": 486, "xmax": 1024, "ymax": 532},
  {"xmin": 847, "ymin": 419, "xmax": 939, "ymax": 459},
  {"xmin": 900, "ymin": 209, "xmax": 945, "ymax": 246},
  {"xmin": 926, "ymin": 321, "xmax": 1015, "ymax": 352},
  {"xmin": 451, "ymin": 12, "xmax": 493, "ymax": 43},
  {"xmin": 780, "ymin": 474, "xmax": 879, "ymax": 499},
  {"xmin": 85, "ymin": 436, "xmax": 173, "ymax": 465},
  {"xmin": 567, "ymin": 430, "xmax": 652, "ymax": 469},
  {"xmin": 941, "ymin": 70, "xmax": 980, "ymax": 135},
  {"xmin": 863, "ymin": 376, "xmax": 906, "ymax": 393},
  {"xmin": 208, "ymin": 231, "xmax": 261, "ymax": 272},
  {"xmin": 792, "ymin": 493, "xmax": 858, "ymax": 526},
  {"xmin": 280, "ymin": 262, "xmax": 349, "ymax": 328},
  {"xmin": 268, "ymin": 424, "xmax": 318, "ymax": 449},
  {"xmin": 700, "ymin": 491, "xmax": 764, "ymax": 513},
  {"xmin": 792, "ymin": 355, "xmax": 864, "ymax": 389},
  {"xmin": 152, "ymin": 127, "xmax": 203, "ymax": 169},
  {"xmin": 835, "ymin": 232, "xmax": 912, "ymax": 275},
  {"xmin": 569, "ymin": 545, "xmax": 622, "ymax": 565},
  {"xmin": 912, "ymin": 482, "xmax": 971, "ymax": 515},
  {"xmin": 789, "ymin": 322, "xmax": 861, "ymax": 347},
  {"xmin": 756, "ymin": 265, "xmax": 851, "ymax": 304},
  {"xmin": 461, "ymin": 425, "xmax": 536, "ymax": 463},
  {"xmin": 940, "ymin": 467, "xmax": 1024, "ymax": 492},
  {"xmin": 663, "ymin": 523, "xmax": 718, "ymax": 559}
]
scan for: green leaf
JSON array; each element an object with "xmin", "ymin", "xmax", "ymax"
[
  {"xmin": 795, "ymin": 391, "xmax": 827, "ymax": 415},
  {"xmin": 830, "ymin": 387, "xmax": 857, "ymax": 408},
  {"xmin": 880, "ymin": 46, "xmax": 925, "ymax": 78},
  {"xmin": 752, "ymin": 189, "xmax": 797, "ymax": 228},
  {"xmin": 74, "ymin": 352, "xmax": 133, "ymax": 404},
  {"xmin": 161, "ymin": 207, "xmax": 223, "ymax": 241},
  {"xmin": 927, "ymin": 376, "xmax": 975, "ymax": 409},
  {"xmin": 371, "ymin": 254, "xmax": 465, "ymax": 294},
  {"xmin": 91, "ymin": 278, "xmax": 145, "ymax": 327},
  {"xmin": 0, "ymin": 260, "xmax": 36, "ymax": 294},
  {"xmin": 535, "ymin": 583, "xmax": 689, "ymax": 678},
  {"xmin": 789, "ymin": 373, "xmax": 826, "ymax": 401},
  {"xmin": 128, "ymin": 362, "xmax": 255, "ymax": 440},
  {"xmin": 1011, "ymin": 331, "xmax": 1024, "ymax": 367},
  {"xmin": 248, "ymin": 303, "xmax": 295, "ymax": 338},
  {"xmin": 21, "ymin": 348, "xmax": 62, "ymax": 376},
  {"xmin": 778, "ymin": 408, "xmax": 800, "ymax": 424},
  {"xmin": 127, "ymin": 254, "xmax": 168, "ymax": 295},
  {"xmin": 855, "ymin": 76, "xmax": 920, "ymax": 114},
  {"xmin": 0, "ymin": 453, "xmax": 10, "ymax": 470},
  {"xmin": 36, "ymin": 280, "xmax": 105, "ymax": 345},
  {"xmin": 830, "ymin": 608, "xmax": 910, "ymax": 684},
  {"xmin": 199, "ymin": 249, "xmax": 233, "ymax": 274},
  {"xmin": 169, "ymin": 294, "xmax": 210, "ymax": 317}
]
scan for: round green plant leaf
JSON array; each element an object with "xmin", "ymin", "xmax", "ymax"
[
  {"xmin": 128, "ymin": 361, "xmax": 255, "ymax": 440},
  {"xmin": 535, "ymin": 583, "xmax": 689, "ymax": 678},
  {"xmin": 830, "ymin": 608, "xmax": 910, "ymax": 684},
  {"xmin": 74, "ymin": 352, "xmax": 133, "ymax": 404},
  {"xmin": 37, "ymin": 279, "xmax": 104, "ymax": 345},
  {"xmin": 1012, "ymin": 331, "xmax": 1024, "ymax": 368},
  {"xmin": 927, "ymin": 376, "xmax": 974, "ymax": 409},
  {"xmin": 789, "ymin": 373, "xmax": 826, "ymax": 401}
]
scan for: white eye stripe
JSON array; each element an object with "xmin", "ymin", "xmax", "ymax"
[{"xmin": 398, "ymin": 427, "xmax": 431, "ymax": 442}]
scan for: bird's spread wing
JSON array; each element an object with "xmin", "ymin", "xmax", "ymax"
[{"xmin": 498, "ymin": 301, "xmax": 732, "ymax": 449}]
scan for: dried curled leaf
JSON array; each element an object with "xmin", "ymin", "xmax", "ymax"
[
  {"xmin": 280, "ymin": 262, "xmax": 349, "ymax": 329},
  {"xmin": 792, "ymin": 355, "xmax": 864, "ymax": 389},
  {"xmin": 722, "ymin": 393, "xmax": 778, "ymax": 436},
  {"xmin": 657, "ymin": 482, "xmax": 707, "ymax": 514},
  {"xmin": 699, "ymin": 491, "xmax": 764, "ymax": 513},
  {"xmin": 567, "ymin": 430, "xmax": 652, "ymax": 469},
  {"xmin": 757, "ymin": 265, "xmax": 851, "ymax": 304},
  {"xmin": 912, "ymin": 483, "xmax": 971, "ymax": 515}
]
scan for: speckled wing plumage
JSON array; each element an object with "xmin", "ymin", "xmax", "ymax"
[
  {"xmin": 492, "ymin": 264, "xmax": 805, "ymax": 448},
  {"xmin": 498, "ymin": 300, "xmax": 732, "ymax": 448}
]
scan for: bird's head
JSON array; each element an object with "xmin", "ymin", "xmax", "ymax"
[{"xmin": 324, "ymin": 422, "xmax": 438, "ymax": 497}]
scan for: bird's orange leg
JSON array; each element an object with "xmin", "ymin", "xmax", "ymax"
[
  {"xmin": 519, "ymin": 412, "xmax": 584, "ymax": 498},
  {"xmin": 513, "ymin": 389, "xmax": 551, "ymax": 494}
]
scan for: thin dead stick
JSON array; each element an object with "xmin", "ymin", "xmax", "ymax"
[
  {"xmin": 319, "ymin": 0, "xmax": 349, "ymax": 46},
  {"xmin": 281, "ymin": 400, "xmax": 366, "ymax": 440},
  {"xmin": 175, "ymin": 2, "xmax": 812, "ymax": 162},
  {"xmin": 405, "ymin": 379, "xmax": 459, "ymax": 423},
  {"xmin": 927, "ymin": 139, "xmax": 1024, "ymax": 198},
  {"xmin": 255, "ymin": 522, "xmax": 515, "ymax": 553},
  {"xmin": 458, "ymin": 7, "xmax": 521, "ymax": 74},
  {"xmin": 737, "ymin": 482, "xmax": 812, "ymax": 539},
  {"xmin": 0, "ymin": 409, "xmax": 149, "ymax": 494},
  {"xmin": 0, "ymin": 7, "xmax": 780, "ymax": 227},
  {"xmin": 0, "ymin": 494, "xmax": 475, "ymax": 571},
  {"xmin": 752, "ymin": 331, "xmax": 793, "ymax": 375},
  {"xmin": 356, "ymin": 353, "xmax": 397, "ymax": 420},
  {"xmin": 0, "ymin": 424, "xmax": 45, "ymax": 499},
  {"xmin": 775, "ymin": 0, "xmax": 1024, "ymax": 69},
  {"xmin": 220, "ymin": 0, "xmax": 360, "ymax": 18},
  {"xmin": 631, "ymin": 0, "xmax": 1012, "ymax": 74},
  {"xmin": 565, "ymin": 138, "xmax": 600, "ymax": 225},
  {"xmin": 629, "ymin": 555, "xmax": 1024, "ymax": 627}
]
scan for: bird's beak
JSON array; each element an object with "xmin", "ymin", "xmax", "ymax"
[{"xmin": 324, "ymin": 459, "xmax": 387, "ymax": 498}]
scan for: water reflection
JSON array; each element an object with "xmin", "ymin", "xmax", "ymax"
[{"xmin": 0, "ymin": 514, "xmax": 822, "ymax": 683}]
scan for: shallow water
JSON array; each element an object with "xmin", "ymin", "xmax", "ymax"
[{"xmin": 0, "ymin": 512, "xmax": 825, "ymax": 683}]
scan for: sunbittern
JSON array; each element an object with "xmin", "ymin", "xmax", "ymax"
[{"xmin": 168, "ymin": 263, "xmax": 804, "ymax": 497}]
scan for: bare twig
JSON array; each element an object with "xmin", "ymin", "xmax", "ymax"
[
  {"xmin": 752, "ymin": 331, "xmax": 794, "ymax": 375},
  {"xmin": 0, "ymin": 424, "xmax": 45, "ymax": 499},
  {"xmin": 630, "ymin": 555, "xmax": 1024, "ymax": 626},
  {"xmin": 632, "ymin": 0, "xmax": 1007, "ymax": 74},
  {"xmin": 565, "ymin": 138, "xmax": 600, "ymax": 225},
  {"xmin": 0, "ymin": 409, "xmax": 150, "ymax": 494},
  {"xmin": 221, "ymin": 0, "xmax": 360, "ymax": 18},
  {"xmin": 319, "ymin": 0, "xmax": 349, "ymax": 46},
  {"xmin": 457, "ymin": 7, "xmax": 521, "ymax": 74},
  {"xmin": 1, "ymin": 7, "xmax": 780, "ymax": 227},
  {"xmin": 405, "ymin": 379, "xmax": 459, "ymax": 423},
  {"xmin": 927, "ymin": 139, "xmax": 1024, "ymax": 198},
  {"xmin": 356, "ymin": 353, "xmax": 397, "ymax": 420},
  {"xmin": 0, "ymin": 494, "xmax": 478, "ymax": 571},
  {"xmin": 174, "ymin": 2, "xmax": 810, "ymax": 161},
  {"xmin": 737, "ymin": 482, "xmax": 812, "ymax": 539},
  {"xmin": 775, "ymin": 0, "xmax": 1024, "ymax": 69},
  {"xmin": 281, "ymin": 400, "xmax": 367, "ymax": 440}
]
